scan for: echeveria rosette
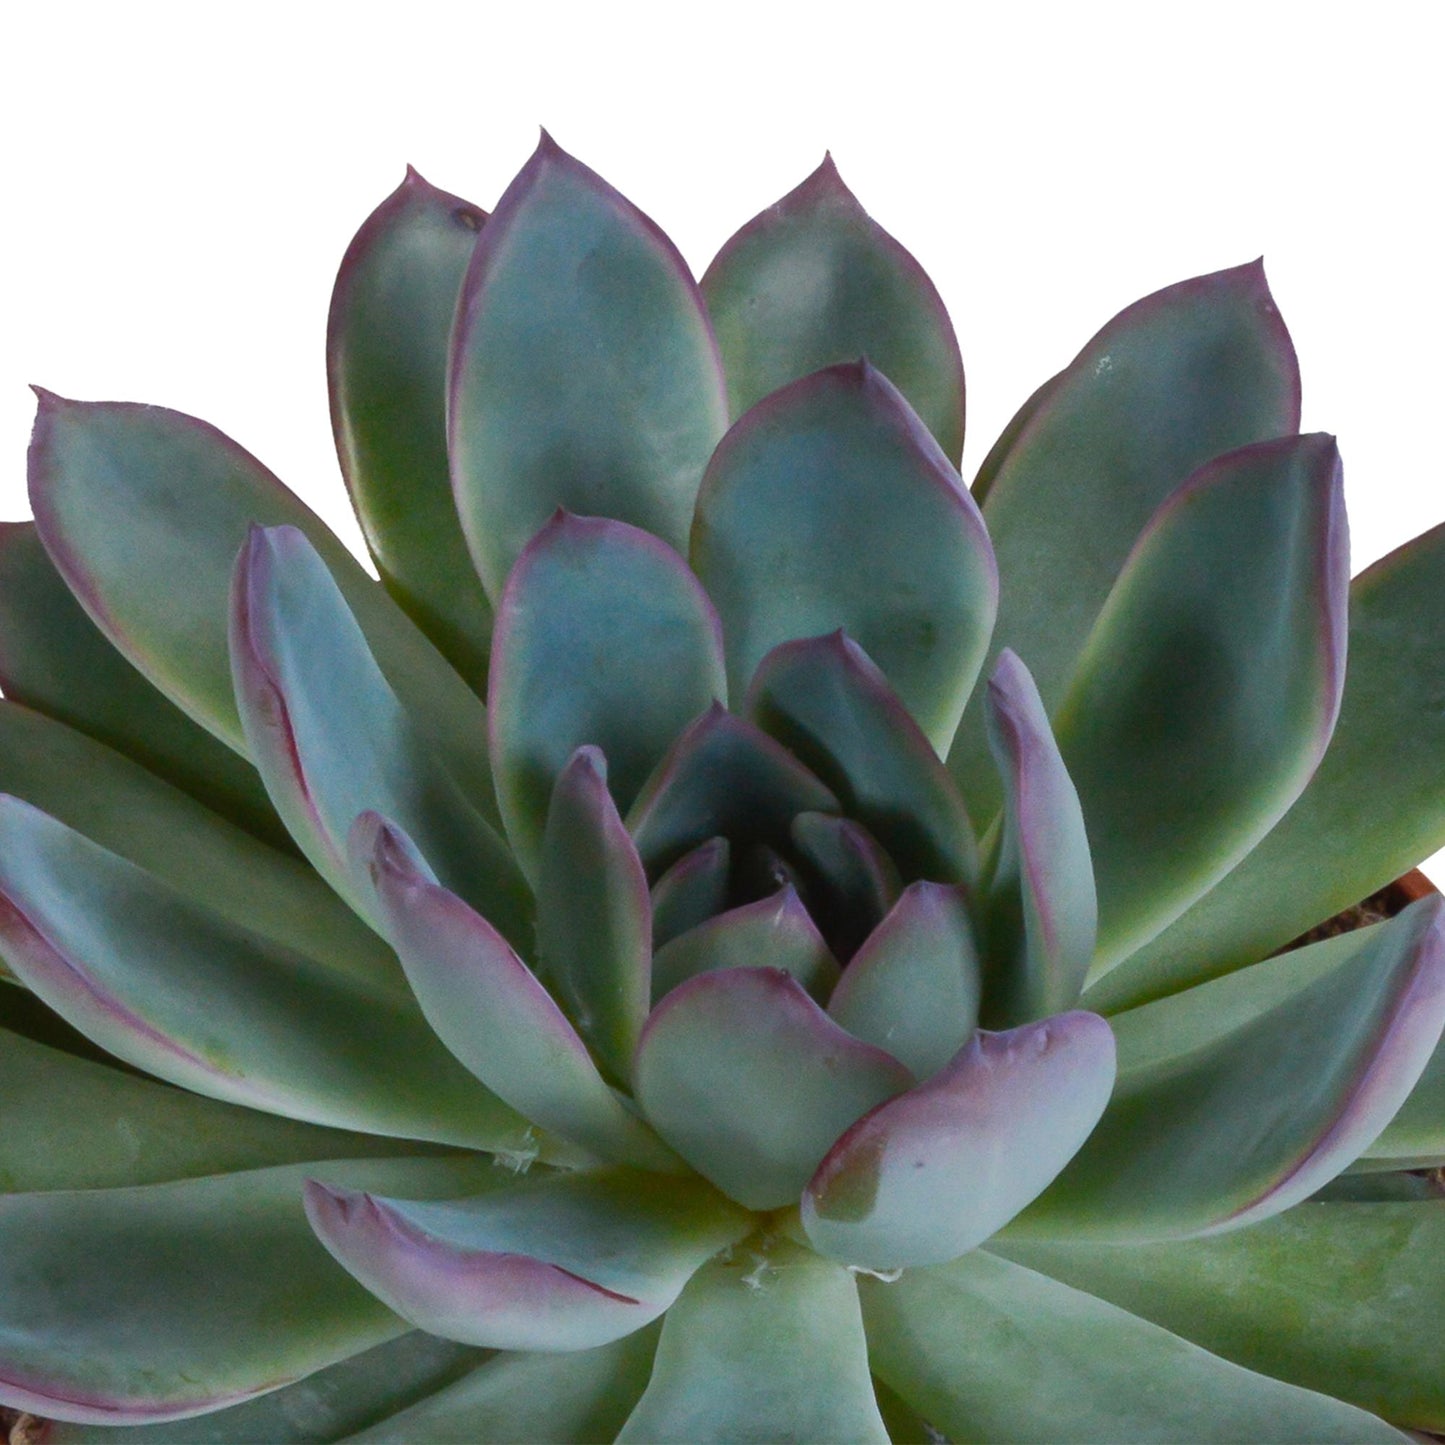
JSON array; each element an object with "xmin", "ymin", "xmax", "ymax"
[{"xmin": 1, "ymin": 135, "xmax": 1443, "ymax": 1445}]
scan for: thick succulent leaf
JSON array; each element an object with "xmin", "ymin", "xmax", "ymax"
[
  {"xmin": 746, "ymin": 631, "xmax": 977, "ymax": 885},
  {"xmin": 345, "ymin": 1328, "xmax": 658, "ymax": 1444},
  {"xmin": 803, "ymin": 1012, "xmax": 1116, "ymax": 1268},
  {"xmin": 305, "ymin": 1167, "xmax": 750, "ymax": 1352},
  {"xmin": 328, "ymin": 168, "xmax": 494, "ymax": 682},
  {"xmin": 627, "ymin": 704, "xmax": 839, "ymax": 876},
  {"xmin": 1092, "ymin": 523, "xmax": 1445, "ymax": 1012},
  {"xmin": 617, "ymin": 1238, "xmax": 889, "ymax": 1445},
  {"xmin": 363, "ymin": 816, "xmax": 678, "ymax": 1172},
  {"xmin": 43, "ymin": 1334, "xmax": 483, "ymax": 1444},
  {"xmin": 1364, "ymin": 1026, "xmax": 1445, "ymax": 1166},
  {"xmin": 999, "ymin": 1201, "xmax": 1445, "ymax": 1431},
  {"xmin": 449, "ymin": 131, "xmax": 728, "ymax": 600},
  {"xmin": 231, "ymin": 525, "xmax": 527, "ymax": 945},
  {"xmin": 700, "ymin": 154, "xmax": 965, "ymax": 465},
  {"xmin": 861, "ymin": 1250, "xmax": 1405, "ymax": 1443},
  {"xmin": 634, "ymin": 967, "xmax": 913, "ymax": 1208},
  {"xmin": 26, "ymin": 393, "xmax": 499, "ymax": 825},
  {"xmin": 1052, "ymin": 434, "xmax": 1348, "ymax": 974},
  {"xmin": 977, "ymin": 649, "xmax": 1097, "ymax": 1025},
  {"xmin": 537, "ymin": 747, "xmax": 652, "ymax": 1084},
  {"xmin": 0, "ymin": 701, "xmax": 397, "ymax": 989},
  {"xmin": 0, "ymin": 797, "xmax": 534, "ymax": 1151},
  {"xmin": 488, "ymin": 512, "xmax": 727, "ymax": 881},
  {"xmin": 0, "ymin": 1157, "xmax": 487, "ymax": 1426},
  {"xmin": 650, "ymin": 836, "xmax": 731, "ymax": 949},
  {"xmin": 828, "ymin": 882, "xmax": 981, "ymax": 1079},
  {"xmin": 1014, "ymin": 897, "xmax": 1445, "ymax": 1241},
  {"xmin": 789, "ymin": 810, "xmax": 900, "ymax": 961},
  {"xmin": 0, "ymin": 522, "xmax": 286, "ymax": 849},
  {"xmin": 691, "ymin": 360, "xmax": 997, "ymax": 751},
  {"xmin": 949, "ymin": 260, "xmax": 1301, "ymax": 813},
  {"xmin": 650, "ymin": 888, "xmax": 838, "ymax": 1003}
]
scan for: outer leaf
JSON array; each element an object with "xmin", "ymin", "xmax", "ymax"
[
  {"xmin": 977, "ymin": 648, "xmax": 1097, "ymax": 1025},
  {"xmin": 488, "ymin": 513, "xmax": 726, "ymax": 882},
  {"xmin": 789, "ymin": 810, "xmax": 900, "ymax": 962},
  {"xmin": 634, "ymin": 967, "xmax": 913, "ymax": 1208},
  {"xmin": 617, "ymin": 1239, "xmax": 890, "ymax": 1445},
  {"xmin": 1014, "ymin": 897, "xmax": 1445, "ymax": 1241},
  {"xmin": 305, "ymin": 1168, "xmax": 750, "ymax": 1352},
  {"xmin": 0, "ymin": 1157, "xmax": 487, "ymax": 1426},
  {"xmin": 949, "ymin": 260, "xmax": 1301, "ymax": 813},
  {"xmin": 650, "ymin": 836, "xmax": 731, "ymax": 950},
  {"xmin": 0, "ymin": 797, "xmax": 534, "ymax": 1151},
  {"xmin": 537, "ymin": 747, "xmax": 653, "ymax": 1084},
  {"xmin": 861, "ymin": 1250, "xmax": 1405, "ymax": 1444},
  {"xmin": 0, "ymin": 522, "xmax": 286, "ymax": 849},
  {"xmin": 701, "ymin": 154, "xmax": 965, "ymax": 465},
  {"xmin": 1365, "ymin": 1025, "xmax": 1445, "ymax": 1166},
  {"xmin": 828, "ymin": 882, "xmax": 981, "ymax": 1079},
  {"xmin": 1053, "ymin": 434, "xmax": 1348, "ymax": 973},
  {"xmin": 231, "ymin": 525, "xmax": 527, "ymax": 946},
  {"xmin": 328, "ymin": 167, "xmax": 494, "ymax": 682},
  {"xmin": 1092, "ymin": 522, "xmax": 1445, "ymax": 1012},
  {"xmin": 803, "ymin": 1012, "xmax": 1116, "ymax": 1268},
  {"xmin": 362, "ymin": 816, "xmax": 678, "ymax": 1172},
  {"xmin": 449, "ymin": 131, "xmax": 728, "ymax": 600},
  {"xmin": 691, "ymin": 360, "xmax": 997, "ymax": 751},
  {"xmin": 999, "ymin": 1201, "xmax": 1445, "ymax": 1431},
  {"xmin": 746, "ymin": 631, "xmax": 977, "ymax": 885}
]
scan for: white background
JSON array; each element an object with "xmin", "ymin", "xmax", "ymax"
[{"xmin": 1, "ymin": 2, "xmax": 1441, "ymax": 878}]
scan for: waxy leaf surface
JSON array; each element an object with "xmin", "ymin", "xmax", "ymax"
[
  {"xmin": 649, "ymin": 836, "xmax": 731, "ymax": 950},
  {"xmin": 789, "ymin": 810, "xmax": 900, "ymax": 961}
]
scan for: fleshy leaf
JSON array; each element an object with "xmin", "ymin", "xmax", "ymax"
[
  {"xmin": 650, "ymin": 836, "xmax": 731, "ymax": 950},
  {"xmin": 700, "ymin": 154, "xmax": 965, "ymax": 465},
  {"xmin": 998, "ymin": 1201, "xmax": 1445, "ymax": 1431},
  {"xmin": 305, "ymin": 1167, "xmax": 750, "ymax": 1352},
  {"xmin": 634, "ymin": 967, "xmax": 913, "ymax": 1208},
  {"xmin": 0, "ymin": 796, "xmax": 534, "ymax": 1151},
  {"xmin": 537, "ymin": 747, "xmax": 652, "ymax": 1084},
  {"xmin": 828, "ymin": 882, "xmax": 981, "ymax": 1079},
  {"xmin": 626, "ymin": 704, "xmax": 839, "ymax": 876},
  {"xmin": 861, "ymin": 1250, "xmax": 1406, "ymax": 1444},
  {"xmin": 789, "ymin": 810, "xmax": 900, "ymax": 962},
  {"xmin": 0, "ymin": 521, "xmax": 287, "ymax": 849},
  {"xmin": 0, "ymin": 1157, "xmax": 487, "ymax": 1426},
  {"xmin": 449, "ymin": 132, "xmax": 728, "ymax": 600},
  {"xmin": 691, "ymin": 360, "xmax": 997, "ymax": 752},
  {"xmin": 977, "ymin": 649, "xmax": 1097, "ymax": 1025},
  {"xmin": 746, "ymin": 631, "xmax": 977, "ymax": 885},
  {"xmin": 650, "ymin": 888, "xmax": 838, "ymax": 1003},
  {"xmin": 617, "ymin": 1238, "xmax": 890, "ymax": 1445},
  {"xmin": 1092, "ymin": 522, "xmax": 1445, "ymax": 1012},
  {"xmin": 328, "ymin": 167, "xmax": 494, "ymax": 682},
  {"xmin": 1014, "ymin": 897, "xmax": 1445, "ymax": 1241},
  {"xmin": 231, "ymin": 524, "xmax": 528, "ymax": 946},
  {"xmin": 362, "ymin": 815, "xmax": 678, "ymax": 1172},
  {"xmin": 1052, "ymin": 434, "xmax": 1348, "ymax": 974},
  {"xmin": 26, "ymin": 394, "xmax": 499, "ymax": 824},
  {"xmin": 803, "ymin": 1012, "xmax": 1116, "ymax": 1268},
  {"xmin": 488, "ymin": 512, "xmax": 727, "ymax": 882},
  {"xmin": 949, "ymin": 260, "xmax": 1302, "ymax": 814}
]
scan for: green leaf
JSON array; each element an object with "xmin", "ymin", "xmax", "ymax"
[
  {"xmin": 650, "ymin": 837, "xmax": 731, "ymax": 950},
  {"xmin": 328, "ymin": 168, "xmax": 494, "ymax": 684},
  {"xmin": 618, "ymin": 1238, "xmax": 890, "ymax": 1444},
  {"xmin": 1053, "ymin": 434, "xmax": 1348, "ymax": 974},
  {"xmin": 0, "ymin": 1157, "xmax": 488, "ymax": 1426},
  {"xmin": 1090, "ymin": 522, "xmax": 1445, "ymax": 1012},
  {"xmin": 949, "ymin": 260, "xmax": 1301, "ymax": 815},
  {"xmin": 701, "ymin": 155, "xmax": 965, "ymax": 465},
  {"xmin": 0, "ymin": 797, "xmax": 534, "ymax": 1152},
  {"xmin": 691, "ymin": 360, "xmax": 996, "ymax": 752},
  {"xmin": 449, "ymin": 132, "xmax": 727, "ymax": 600},
  {"xmin": 998, "ymin": 1201, "xmax": 1445, "ymax": 1431},
  {"xmin": 488, "ymin": 513, "xmax": 727, "ymax": 882},
  {"xmin": 0, "ymin": 522, "xmax": 287, "ymax": 849},
  {"xmin": 861, "ymin": 1249, "xmax": 1405, "ymax": 1443},
  {"xmin": 1014, "ymin": 898, "xmax": 1445, "ymax": 1241}
]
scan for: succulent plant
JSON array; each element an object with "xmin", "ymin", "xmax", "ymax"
[{"xmin": 2, "ymin": 131, "xmax": 1444, "ymax": 1445}]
